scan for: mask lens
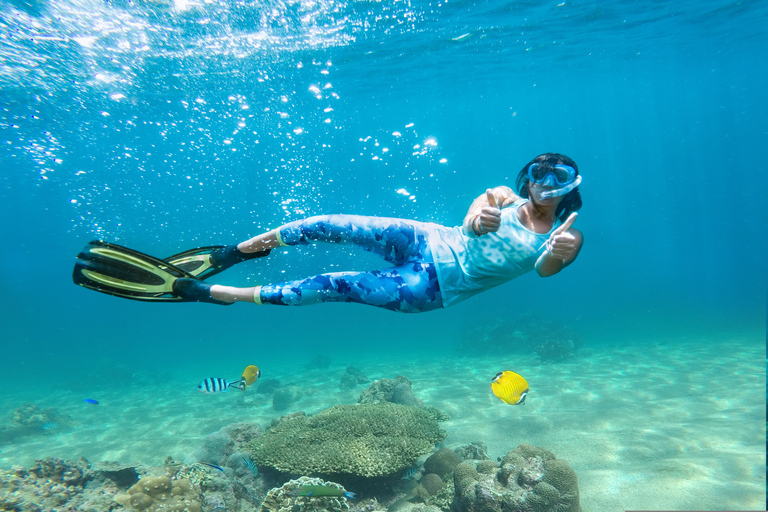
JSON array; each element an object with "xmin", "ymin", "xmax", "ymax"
[
  {"xmin": 528, "ymin": 163, "xmax": 575, "ymax": 186},
  {"xmin": 552, "ymin": 166, "xmax": 573, "ymax": 184}
]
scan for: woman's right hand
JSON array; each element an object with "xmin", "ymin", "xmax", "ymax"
[{"xmin": 475, "ymin": 188, "xmax": 514, "ymax": 234}]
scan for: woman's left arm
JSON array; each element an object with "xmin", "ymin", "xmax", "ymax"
[{"xmin": 535, "ymin": 214, "xmax": 583, "ymax": 277}]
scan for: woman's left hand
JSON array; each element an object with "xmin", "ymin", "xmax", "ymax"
[{"xmin": 545, "ymin": 213, "xmax": 578, "ymax": 261}]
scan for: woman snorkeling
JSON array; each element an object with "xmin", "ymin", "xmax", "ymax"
[{"xmin": 74, "ymin": 152, "xmax": 583, "ymax": 313}]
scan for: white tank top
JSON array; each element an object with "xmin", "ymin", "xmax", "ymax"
[{"xmin": 428, "ymin": 199, "xmax": 560, "ymax": 307}]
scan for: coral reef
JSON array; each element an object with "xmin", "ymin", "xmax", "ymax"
[
  {"xmin": 452, "ymin": 444, "xmax": 581, "ymax": 512},
  {"xmin": 251, "ymin": 403, "xmax": 447, "ymax": 477},
  {"xmin": 10, "ymin": 404, "xmax": 65, "ymax": 428},
  {"xmin": 184, "ymin": 422, "xmax": 267, "ymax": 510},
  {"xmin": 339, "ymin": 366, "xmax": 370, "ymax": 390},
  {"xmin": 187, "ymin": 422, "xmax": 262, "ymax": 469},
  {"xmin": 423, "ymin": 449, "xmax": 462, "ymax": 478},
  {"xmin": 454, "ymin": 442, "xmax": 490, "ymax": 461},
  {"xmin": 113, "ymin": 475, "xmax": 202, "ymax": 511},
  {"xmin": 0, "ymin": 403, "xmax": 74, "ymax": 446},
  {"xmin": 0, "ymin": 452, "xmax": 268, "ymax": 512},
  {"xmin": 0, "ymin": 457, "xmax": 120, "ymax": 511},
  {"xmin": 414, "ymin": 475, "xmax": 454, "ymax": 512},
  {"xmin": 260, "ymin": 476, "xmax": 351, "ymax": 512},
  {"xmin": 29, "ymin": 456, "xmax": 92, "ymax": 486},
  {"xmin": 358, "ymin": 376, "xmax": 423, "ymax": 407}
]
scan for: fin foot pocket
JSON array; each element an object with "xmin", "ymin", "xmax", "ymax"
[
  {"xmin": 165, "ymin": 245, "xmax": 271, "ymax": 280},
  {"xmin": 173, "ymin": 278, "xmax": 233, "ymax": 306}
]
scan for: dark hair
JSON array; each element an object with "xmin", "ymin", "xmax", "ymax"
[{"xmin": 515, "ymin": 152, "xmax": 582, "ymax": 222}]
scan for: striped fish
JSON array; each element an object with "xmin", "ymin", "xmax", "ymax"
[
  {"xmin": 41, "ymin": 422, "xmax": 57, "ymax": 430},
  {"xmin": 243, "ymin": 457, "xmax": 258, "ymax": 476},
  {"xmin": 196, "ymin": 377, "xmax": 243, "ymax": 393}
]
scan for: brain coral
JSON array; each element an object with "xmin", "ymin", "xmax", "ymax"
[
  {"xmin": 113, "ymin": 475, "xmax": 202, "ymax": 512},
  {"xmin": 250, "ymin": 403, "xmax": 446, "ymax": 477}
]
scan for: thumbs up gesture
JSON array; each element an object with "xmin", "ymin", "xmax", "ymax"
[
  {"xmin": 474, "ymin": 189, "xmax": 504, "ymax": 234},
  {"xmin": 544, "ymin": 212, "xmax": 578, "ymax": 260}
]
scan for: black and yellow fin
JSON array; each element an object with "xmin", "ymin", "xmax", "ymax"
[{"xmin": 73, "ymin": 240, "xmax": 196, "ymax": 302}]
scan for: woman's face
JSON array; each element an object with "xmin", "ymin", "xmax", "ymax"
[{"xmin": 527, "ymin": 181, "xmax": 565, "ymax": 207}]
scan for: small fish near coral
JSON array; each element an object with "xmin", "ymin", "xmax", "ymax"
[
  {"xmin": 197, "ymin": 364, "xmax": 260, "ymax": 393},
  {"xmin": 241, "ymin": 365, "xmax": 261, "ymax": 387},
  {"xmin": 288, "ymin": 485, "xmax": 356, "ymax": 499},
  {"xmin": 490, "ymin": 371, "xmax": 529, "ymax": 405},
  {"xmin": 197, "ymin": 462, "xmax": 225, "ymax": 473},
  {"xmin": 41, "ymin": 422, "xmax": 57, "ymax": 430},
  {"xmin": 196, "ymin": 377, "xmax": 246, "ymax": 393},
  {"xmin": 242, "ymin": 457, "xmax": 258, "ymax": 476}
]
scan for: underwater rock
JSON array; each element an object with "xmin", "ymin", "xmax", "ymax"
[
  {"xmin": 91, "ymin": 461, "xmax": 141, "ymax": 487},
  {"xmin": 306, "ymin": 354, "xmax": 333, "ymax": 369},
  {"xmin": 452, "ymin": 444, "xmax": 581, "ymax": 512},
  {"xmin": 339, "ymin": 365, "xmax": 370, "ymax": 390},
  {"xmin": 358, "ymin": 376, "xmax": 423, "ymax": 407},
  {"xmin": 255, "ymin": 378, "xmax": 281, "ymax": 395},
  {"xmin": 187, "ymin": 429, "xmax": 230, "ymax": 466},
  {"xmin": 392, "ymin": 382, "xmax": 421, "ymax": 407},
  {"xmin": 423, "ymin": 448, "xmax": 462, "ymax": 478},
  {"xmin": 272, "ymin": 385, "xmax": 303, "ymax": 411},
  {"xmin": 534, "ymin": 338, "xmax": 577, "ymax": 362},
  {"xmin": 251, "ymin": 403, "xmax": 447, "ymax": 477}
]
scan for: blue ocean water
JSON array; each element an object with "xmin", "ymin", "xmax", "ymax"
[{"xmin": 1, "ymin": 0, "xmax": 766, "ymax": 426}]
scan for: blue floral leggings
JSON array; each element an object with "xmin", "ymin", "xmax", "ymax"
[{"xmin": 257, "ymin": 215, "xmax": 443, "ymax": 313}]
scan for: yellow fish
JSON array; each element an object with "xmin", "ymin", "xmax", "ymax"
[
  {"xmin": 491, "ymin": 371, "xmax": 529, "ymax": 405},
  {"xmin": 241, "ymin": 365, "xmax": 261, "ymax": 387}
]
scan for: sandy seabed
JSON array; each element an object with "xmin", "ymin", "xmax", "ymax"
[{"xmin": 1, "ymin": 334, "xmax": 765, "ymax": 512}]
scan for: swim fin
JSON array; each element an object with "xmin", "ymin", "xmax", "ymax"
[
  {"xmin": 164, "ymin": 245, "xmax": 228, "ymax": 280},
  {"xmin": 165, "ymin": 245, "xmax": 271, "ymax": 280},
  {"xmin": 73, "ymin": 240, "xmax": 209, "ymax": 302}
]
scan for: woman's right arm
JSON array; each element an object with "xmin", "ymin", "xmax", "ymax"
[{"xmin": 462, "ymin": 186, "xmax": 519, "ymax": 236}]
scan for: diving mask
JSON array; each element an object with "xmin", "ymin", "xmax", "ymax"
[{"xmin": 527, "ymin": 163, "xmax": 582, "ymax": 199}]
